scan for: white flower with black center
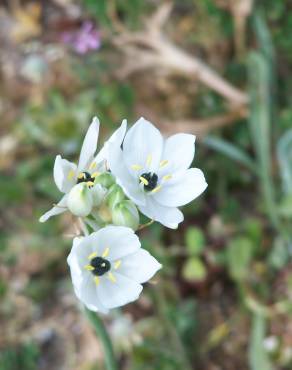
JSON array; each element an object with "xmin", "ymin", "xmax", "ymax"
[
  {"xmin": 67, "ymin": 225, "xmax": 161, "ymax": 313},
  {"xmin": 39, "ymin": 117, "xmax": 127, "ymax": 222},
  {"xmin": 108, "ymin": 117, "xmax": 207, "ymax": 229}
]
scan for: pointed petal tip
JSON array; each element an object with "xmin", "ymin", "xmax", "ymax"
[
  {"xmin": 91, "ymin": 116, "xmax": 100, "ymax": 125},
  {"xmin": 89, "ymin": 116, "xmax": 100, "ymax": 132}
]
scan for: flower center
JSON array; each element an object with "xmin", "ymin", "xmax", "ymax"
[
  {"xmin": 77, "ymin": 171, "xmax": 95, "ymax": 187},
  {"xmin": 90, "ymin": 256, "xmax": 111, "ymax": 276},
  {"xmin": 140, "ymin": 172, "xmax": 158, "ymax": 191}
]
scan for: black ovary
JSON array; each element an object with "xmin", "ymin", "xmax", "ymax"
[
  {"xmin": 140, "ymin": 172, "xmax": 158, "ymax": 191},
  {"xmin": 90, "ymin": 256, "xmax": 111, "ymax": 276},
  {"xmin": 77, "ymin": 171, "xmax": 95, "ymax": 184}
]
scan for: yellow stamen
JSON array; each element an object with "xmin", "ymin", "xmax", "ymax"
[
  {"xmin": 108, "ymin": 272, "xmax": 116, "ymax": 283},
  {"xmin": 146, "ymin": 154, "xmax": 152, "ymax": 167},
  {"xmin": 140, "ymin": 176, "xmax": 149, "ymax": 186},
  {"xmin": 91, "ymin": 171, "xmax": 99, "ymax": 178},
  {"xmin": 84, "ymin": 264, "xmax": 94, "ymax": 271},
  {"xmin": 78, "ymin": 173, "xmax": 84, "ymax": 179},
  {"xmin": 131, "ymin": 164, "xmax": 142, "ymax": 171},
  {"xmin": 102, "ymin": 247, "xmax": 110, "ymax": 258},
  {"xmin": 114, "ymin": 260, "xmax": 121, "ymax": 269},
  {"xmin": 67, "ymin": 170, "xmax": 75, "ymax": 180},
  {"xmin": 162, "ymin": 174, "xmax": 172, "ymax": 181},
  {"xmin": 152, "ymin": 185, "xmax": 162, "ymax": 193},
  {"xmin": 94, "ymin": 276, "xmax": 100, "ymax": 285},
  {"xmin": 89, "ymin": 161, "xmax": 97, "ymax": 169},
  {"xmin": 88, "ymin": 252, "xmax": 98, "ymax": 260},
  {"xmin": 160, "ymin": 160, "xmax": 169, "ymax": 168},
  {"xmin": 87, "ymin": 181, "xmax": 95, "ymax": 187}
]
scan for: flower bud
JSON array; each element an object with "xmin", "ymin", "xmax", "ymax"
[
  {"xmin": 106, "ymin": 184, "xmax": 125, "ymax": 209},
  {"xmin": 94, "ymin": 172, "xmax": 115, "ymax": 188},
  {"xmin": 112, "ymin": 200, "xmax": 139, "ymax": 231},
  {"xmin": 91, "ymin": 184, "xmax": 107, "ymax": 207},
  {"xmin": 67, "ymin": 183, "xmax": 93, "ymax": 217}
]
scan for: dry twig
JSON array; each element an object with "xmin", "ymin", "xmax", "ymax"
[
  {"xmin": 157, "ymin": 106, "xmax": 248, "ymax": 137},
  {"xmin": 113, "ymin": 3, "xmax": 248, "ymax": 107}
]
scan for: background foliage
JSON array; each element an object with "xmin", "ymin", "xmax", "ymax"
[{"xmin": 1, "ymin": 0, "xmax": 292, "ymax": 369}]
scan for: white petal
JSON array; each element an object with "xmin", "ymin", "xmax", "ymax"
[
  {"xmin": 95, "ymin": 119, "xmax": 127, "ymax": 164},
  {"xmin": 139, "ymin": 197, "xmax": 183, "ymax": 229},
  {"xmin": 123, "ymin": 117, "xmax": 163, "ymax": 172},
  {"xmin": 97, "ymin": 273, "xmax": 142, "ymax": 309},
  {"xmin": 118, "ymin": 249, "xmax": 161, "ymax": 283},
  {"xmin": 54, "ymin": 155, "xmax": 77, "ymax": 193},
  {"xmin": 97, "ymin": 226, "xmax": 141, "ymax": 261},
  {"xmin": 79, "ymin": 273, "xmax": 108, "ymax": 313},
  {"xmin": 108, "ymin": 143, "xmax": 146, "ymax": 206},
  {"xmin": 39, "ymin": 194, "xmax": 68, "ymax": 222},
  {"xmin": 78, "ymin": 117, "xmax": 100, "ymax": 172},
  {"xmin": 160, "ymin": 133, "xmax": 195, "ymax": 174},
  {"xmin": 67, "ymin": 242, "xmax": 108, "ymax": 313},
  {"xmin": 154, "ymin": 168, "xmax": 207, "ymax": 207},
  {"xmin": 67, "ymin": 236, "xmax": 90, "ymax": 269}
]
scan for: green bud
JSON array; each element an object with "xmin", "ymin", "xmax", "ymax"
[
  {"xmin": 112, "ymin": 200, "xmax": 139, "ymax": 231},
  {"xmin": 67, "ymin": 183, "xmax": 93, "ymax": 217},
  {"xmin": 106, "ymin": 184, "xmax": 125, "ymax": 209},
  {"xmin": 91, "ymin": 184, "xmax": 107, "ymax": 207},
  {"xmin": 94, "ymin": 172, "xmax": 115, "ymax": 188}
]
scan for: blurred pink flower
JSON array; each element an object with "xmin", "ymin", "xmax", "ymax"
[{"xmin": 61, "ymin": 21, "xmax": 101, "ymax": 54}]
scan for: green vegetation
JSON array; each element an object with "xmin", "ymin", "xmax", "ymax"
[{"xmin": 1, "ymin": 0, "xmax": 292, "ymax": 369}]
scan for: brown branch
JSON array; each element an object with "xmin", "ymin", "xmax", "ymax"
[
  {"xmin": 157, "ymin": 106, "xmax": 248, "ymax": 138},
  {"xmin": 113, "ymin": 3, "xmax": 248, "ymax": 107}
]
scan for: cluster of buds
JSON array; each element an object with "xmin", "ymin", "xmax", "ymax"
[{"xmin": 40, "ymin": 117, "xmax": 207, "ymax": 313}]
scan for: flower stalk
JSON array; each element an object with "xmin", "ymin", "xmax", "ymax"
[{"xmin": 85, "ymin": 308, "xmax": 118, "ymax": 370}]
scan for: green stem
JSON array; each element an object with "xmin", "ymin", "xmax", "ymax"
[{"xmin": 85, "ymin": 307, "xmax": 118, "ymax": 370}]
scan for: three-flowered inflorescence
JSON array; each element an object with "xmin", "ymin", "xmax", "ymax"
[{"xmin": 40, "ymin": 117, "xmax": 207, "ymax": 313}]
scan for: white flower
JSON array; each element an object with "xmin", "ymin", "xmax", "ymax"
[
  {"xmin": 39, "ymin": 118, "xmax": 127, "ymax": 222},
  {"xmin": 108, "ymin": 117, "xmax": 207, "ymax": 228},
  {"xmin": 67, "ymin": 225, "xmax": 161, "ymax": 313}
]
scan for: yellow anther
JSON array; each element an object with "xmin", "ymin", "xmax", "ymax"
[
  {"xmin": 94, "ymin": 276, "xmax": 100, "ymax": 285},
  {"xmin": 67, "ymin": 170, "xmax": 75, "ymax": 180},
  {"xmin": 84, "ymin": 264, "xmax": 94, "ymax": 271},
  {"xmin": 131, "ymin": 164, "xmax": 142, "ymax": 171},
  {"xmin": 140, "ymin": 176, "xmax": 149, "ymax": 186},
  {"xmin": 146, "ymin": 155, "xmax": 152, "ymax": 167},
  {"xmin": 88, "ymin": 252, "xmax": 98, "ymax": 260},
  {"xmin": 114, "ymin": 260, "xmax": 121, "ymax": 269},
  {"xmin": 91, "ymin": 171, "xmax": 99, "ymax": 178},
  {"xmin": 87, "ymin": 181, "xmax": 95, "ymax": 187},
  {"xmin": 152, "ymin": 185, "xmax": 162, "ymax": 194},
  {"xmin": 102, "ymin": 247, "xmax": 110, "ymax": 258},
  {"xmin": 160, "ymin": 160, "xmax": 169, "ymax": 168},
  {"xmin": 108, "ymin": 272, "xmax": 116, "ymax": 283},
  {"xmin": 162, "ymin": 174, "xmax": 172, "ymax": 181},
  {"xmin": 89, "ymin": 161, "xmax": 97, "ymax": 169},
  {"xmin": 78, "ymin": 173, "xmax": 84, "ymax": 179}
]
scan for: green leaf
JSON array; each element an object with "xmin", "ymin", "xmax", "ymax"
[
  {"xmin": 185, "ymin": 227, "xmax": 205, "ymax": 256},
  {"xmin": 226, "ymin": 237, "xmax": 254, "ymax": 281},
  {"xmin": 182, "ymin": 257, "xmax": 207, "ymax": 282},
  {"xmin": 248, "ymin": 314, "xmax": 273, "ymax": 370},
  {"xmin": 248, "ymin": 50, "xmax": 279, "ymax": 228},
  {"xmin": 203, "ymin": 136, "xmax": 257, "ymax": 174},
  {"xmin": 268, "ymin": 237, "xmax": 289, "ymax": 270},
  {"xmin": 244, "ymin": 218, "xmax": 263, "ymax": 249},
  {"xmin": 277, "ymin": 129, "xmax": 292, "ymax": 195},
  {"xmin": 278, "ymin": 194, "xmax": 292, "ymax": 218}
]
